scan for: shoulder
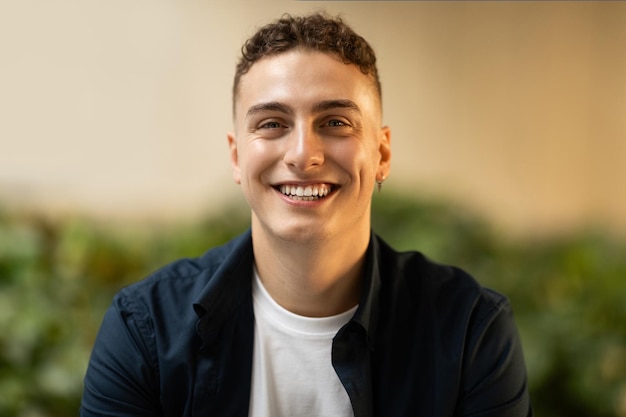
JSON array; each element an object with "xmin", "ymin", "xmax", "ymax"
[
  {"xmin": 114, "ymin": 231, "xmax": 251, "ymax": 317},
  {"xmin": 371, "ymin": 234, "xmax": 520, "ymax": 369},
  {"xmin": 374, "ymin": 234, "xmax": 509, "ymax": 321}
]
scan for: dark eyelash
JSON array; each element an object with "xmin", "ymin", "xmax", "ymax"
[
  {"xmin": 261, "ymin": 121, "xmax": 282, "ymax": 129},
  {"xmin": 328, "ymin": 120, "xmax": 349, "ymax": 127}
]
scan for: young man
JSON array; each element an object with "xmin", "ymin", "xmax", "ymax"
[{"xmin": 81, "ymin": 13, "xmax": 532, "ymax": 417}]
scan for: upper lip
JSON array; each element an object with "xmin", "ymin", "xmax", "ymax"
[
  {"xmin": 272, "ymin": 181, "xmax": 338, "ymax": 191},
  {"xmin": 272, "ymin": 180, "xmax": 335, "ymax": 186}
]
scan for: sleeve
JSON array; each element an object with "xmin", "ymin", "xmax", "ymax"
[
  {"xmin": 459, "ymin": 292, "xmax": 533, "ymax": 417},
  {"xmin": 80, "ymin": 293, "xmax": 162, "ymax": 417}
]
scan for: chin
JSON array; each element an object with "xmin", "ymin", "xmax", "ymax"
[
  {"xmin": 258, "ymin": 218, "xmax": 333, "ymax": 245},
  {"xmin": 277, "ymin": 225, "xmax": 330, "ymax": 244}
]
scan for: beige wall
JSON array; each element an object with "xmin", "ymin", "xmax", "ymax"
[{"xmin": 1, "ymin": 1, "xmax": 625, "ymax": 236}]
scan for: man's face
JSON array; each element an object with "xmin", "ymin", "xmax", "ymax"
[{"xmin": 228, "ymin": 50, "xmax": 391, "ymax": 243}]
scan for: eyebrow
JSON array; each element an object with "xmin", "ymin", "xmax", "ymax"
[
  {"xmin": 245, "ymin": 99, "xmax": 361, "ymax": 120},
  {"xmin": 312, "ymin": 99, "xmax": 361, "ymax": 114},
  {"xmin": 245, "ymin": 102, "xmax": 294, "ymax": 119}
]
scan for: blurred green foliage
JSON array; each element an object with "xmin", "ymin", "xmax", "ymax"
[{"xmin": 1, "ymin": 194, "xmax": 625, "ymax": 416}]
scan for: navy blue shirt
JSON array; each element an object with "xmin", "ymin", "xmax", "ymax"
[{"xmin": 81, "ymin": 230, "xmax": 532, "ymax": 416}]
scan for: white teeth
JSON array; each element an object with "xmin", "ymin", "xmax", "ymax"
[{"xmin": 278, "ymin": 184, "xmax": 332, "ymax": 200}]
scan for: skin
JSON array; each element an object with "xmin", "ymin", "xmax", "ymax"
[{"xmin": 228, "ymin": 50, "xmax": 391, "ymax": 317}]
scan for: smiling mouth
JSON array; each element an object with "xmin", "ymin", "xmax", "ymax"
[{"xmin": 276, "ymin": 184, "xmax": 335, "ymax": 201}]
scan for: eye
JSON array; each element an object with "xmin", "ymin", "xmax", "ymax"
[
  {"xmin": 259, "ymin": 121, "xmax": 283, "ymax": 129},
  {"xmin": 253, "ymin": 119, "xmax": 289, "ymax": 138},
  {"xmin": 322, "ymin": 118, "xmax": 353, "ymax": 129}
]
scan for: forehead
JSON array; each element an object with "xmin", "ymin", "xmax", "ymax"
[{"xmin": 234, "ymin": 50, "xmax": 380, "ymax": 118}]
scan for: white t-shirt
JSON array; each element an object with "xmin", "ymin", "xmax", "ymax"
[{"xmin": 248, "ymin": 268, "xmax": 357, "ymax": 417}]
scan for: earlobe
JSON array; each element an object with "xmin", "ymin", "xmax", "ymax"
[{"xmin": 227, "ymin": 132, "xmax": 241, "ymax": 184}]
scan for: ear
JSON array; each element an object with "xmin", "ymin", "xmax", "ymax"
[
  {"xmin": 227, "ymin": 132, "xmax": 241, "ymax": 184},
  {"xmin": 377, "ymin": 126, "xmax": 391, "ymax": 180}
]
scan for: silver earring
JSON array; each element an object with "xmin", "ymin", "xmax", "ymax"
[{"xmin": 376, "ymin": 176, "xmax": 385, "ymax": 193}]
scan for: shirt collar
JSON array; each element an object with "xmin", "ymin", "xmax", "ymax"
[
  {"xmin": 193, "ymin": 230, "xmax": 254, "ymax": 349},
  {"xmin": 350, "ymin": 230, "xmax": 382, "ymax": 347},
  {"xmin": 192, "ymin": 229, "xmax": 382, "ymax": 347}
]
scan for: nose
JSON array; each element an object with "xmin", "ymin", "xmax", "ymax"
[{"xmin": 283, "ymin": 124, "xmax": 324, "ymax": 170}]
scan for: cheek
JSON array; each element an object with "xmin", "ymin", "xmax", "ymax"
[
  {"xmin": 239, "ymin": 141, "xmax": 276, "ymax": 181},
  {"xmin": 332, "ymin": 141, "xmax": 379, "ymax": 176}
]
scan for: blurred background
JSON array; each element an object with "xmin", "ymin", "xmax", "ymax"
[{"xmin": 1, "ymin": 1, "xmax": 625, "ymax": 416}]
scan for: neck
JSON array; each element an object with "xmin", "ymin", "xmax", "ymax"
[{"xmin": 251, "ymin": 221, "xmax": 370, "ymax": 317}]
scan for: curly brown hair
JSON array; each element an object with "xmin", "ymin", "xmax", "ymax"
[{"xmin": 233, "ymin": 13, "xmax": 381, "ymax": 107}]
